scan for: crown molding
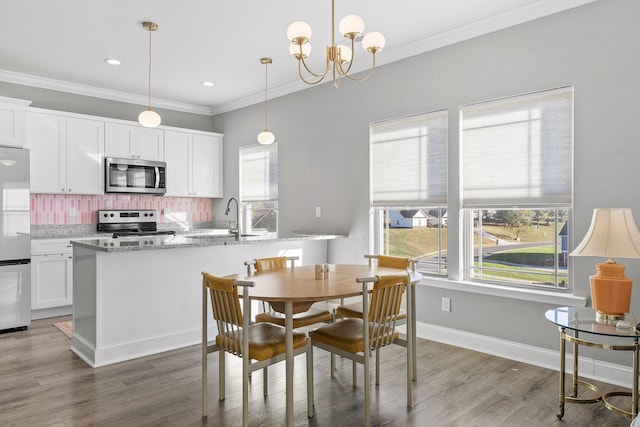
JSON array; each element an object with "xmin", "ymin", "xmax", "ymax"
[{"xmin": 0, "ymin": 69, "xmax": 213, "ymax": 116}]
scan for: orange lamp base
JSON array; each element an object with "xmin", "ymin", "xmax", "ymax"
[{"xmin": 589, "ymin": 261, "xmax": 632, "ymax": 322}]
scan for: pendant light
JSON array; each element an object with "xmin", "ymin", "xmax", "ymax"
[
  {"xmin": 257, "ymin": 57, "xmax": 275, "ymax": 145},
  {"xmin": 138, "ymin": 21, "xmax": 161, "ymax": 128}
]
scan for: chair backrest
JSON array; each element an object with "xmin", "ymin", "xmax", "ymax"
[
  {"xmin": 365, "ymin": 254, "xmax": 416, "ymax": 271},
  {"xmin": 245, "ymin": 256, "xmax": 298, "ymax": 274},
  {"xmin": 202, "ymin": 273, "xmax": 244, "ymax": 354},
  {"xmin": 255, "ymin": 256, "xmax": 288, "ymax": 271},
  {"xmin": 367, "ymin": 273, "xmax": 409, "ymax": 348}
]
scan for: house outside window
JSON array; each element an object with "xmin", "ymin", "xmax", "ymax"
[
  {"xmin": 370, "ymin": 110, "xmax": 448, "ymax": 276},
  {"xmin": 239, "ymin": 143, "xmax": 278, "ymax": 234},
  {"xmin": 461, "ymin": 86, "xmax": 573, "ymax": 289}
]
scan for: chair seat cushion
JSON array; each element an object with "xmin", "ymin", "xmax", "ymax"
[
  {"xmin": 335, "ymin": 302, "xmax": 407, "ymax": 321},
  {"xmin": 310, "ymin": 318, "xmax": 399, "ymax": 353},
  {"xmin": 256, "ymin": 308, "xmax": 332, "ymax": 328},
  {"xmin": 216, "ymin": 322, "xmax": 308, "ymax": 361}
]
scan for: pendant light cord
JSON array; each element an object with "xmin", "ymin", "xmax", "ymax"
[
  {"xmin": 147, "ymin": 28, "xmax": 152, "ymax": 110},
  {"xmin": 264, "ymin": 61, "xmax": 268, "ymax": 129}
]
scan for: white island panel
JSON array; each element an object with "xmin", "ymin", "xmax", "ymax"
[{"xmin": 71, "ymin": 239, "xmax": 328, "ymax": 367}]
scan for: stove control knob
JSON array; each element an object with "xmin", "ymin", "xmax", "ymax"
[{"xmin": 103, "ymin": 213, "xmax": 108, "ymax": 217}]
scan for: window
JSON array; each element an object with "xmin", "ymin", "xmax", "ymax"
[
  {"xmin": 239, "ymin": 143, "xmax": 278, "ymax": 234},
  {"xmin": 461, "ymin": 87, "xmax": 573, "ymax": 289},
  {"xmin": 370, "ymin": 110, "xmax": 448, "ymax": 275}
]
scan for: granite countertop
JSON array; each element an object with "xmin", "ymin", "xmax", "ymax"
[{"xmin": 70, "ymin": 232, "xmax": 347, "ymax": 253}]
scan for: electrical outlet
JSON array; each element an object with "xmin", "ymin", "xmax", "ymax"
[
  {"xmin": 315, "ymin": 207, "xmax": 322, "ymax": 217},
  {"xmin": 69, "ymin": 206, "xmax": 76, "ymax": 217},
  {"xmin": 441, "ymin": 297, "xmax": 451, "ymax": 312}
]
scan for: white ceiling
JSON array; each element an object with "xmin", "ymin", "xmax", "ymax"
[{"xmin": 0, "ymin": 0, "xmax": 596, "ymax": 116}]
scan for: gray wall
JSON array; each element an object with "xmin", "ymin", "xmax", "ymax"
[{"xmin": 213, "ymin": 0, "xmax": 640, "ymax": 364}]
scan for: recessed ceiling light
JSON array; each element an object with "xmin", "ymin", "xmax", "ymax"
[
  {"xmin": 201, "ymin": 81, "xmax": 215, "ymax": 87},
  {"xmin": 104, "ymin": 58, "xmax": 122, "ymax": 66}
]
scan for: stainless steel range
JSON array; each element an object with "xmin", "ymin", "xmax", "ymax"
[{"xmin": 98, "ymin": 210, "xmax": 176, "ymax": 238}]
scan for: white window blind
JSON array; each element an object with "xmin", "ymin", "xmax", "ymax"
[
  {"xmin": 371, "ymin": 110, "xmax": 448, "ymax": 206},
  {"xmin": 461, "ymin": 86, "xmax": 573, "ymax": 208},
  {"xmin": 240, "ymin": 144, "xmax": 278, "ymax": 202}
]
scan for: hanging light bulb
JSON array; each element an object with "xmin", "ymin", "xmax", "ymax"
[
  {"xmin": 138, "ymin": 21, "xmax": 161, "ymax": 128},
  {"xmin": 257, "ymin": 57, "xmax": 275, "ymax": 145}
]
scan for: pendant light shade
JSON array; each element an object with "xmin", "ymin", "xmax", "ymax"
[
  {"xmin": 257, "ymin": 57, "xmax": 275, "ymax": 145},
  {"xmin": 138, "ymin": 109, "xmax": 162, "ymax": 128},
  {"xmin": 139, "ymin": 21, "xmax": 161, "ymax": 128}
]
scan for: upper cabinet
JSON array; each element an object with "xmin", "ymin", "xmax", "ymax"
[
  {"xmin": 0, "ymin": 96, "xmax": 32, "ymax": 148},
  {"xmin": 26, "ymin": 111, "xmax": 105, "ymax": 195},
  {"xmin": 105, "ymin": 122, "xmax": 164, "ymax": 161},
  {"xmin": 164, "ymin": 130, "xmax": 223, "ymax": 198}
]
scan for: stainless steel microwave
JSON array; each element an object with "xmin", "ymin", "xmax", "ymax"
[{"xmin": 105, "ymin": 157, "xmax": 166, "ymax": 195}]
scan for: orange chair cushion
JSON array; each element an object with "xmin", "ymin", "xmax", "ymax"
[
  {"xmin": 310, "ymin": 318, "xmax": 399, "ymax": 353},
  {"xmin": 216, "ymin": 322, "xmax": 308, "ymax": 361},
  {"xmin": 256, "ymin": 308, "xmax": 332, "ymax": 328},
  {"xmin": 335, "ymin": 302, "xmax": 406, "ymax": 321}
]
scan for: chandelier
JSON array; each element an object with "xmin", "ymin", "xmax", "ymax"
[
  {"xmin": 138, "ymin": 21, "xmax": 161, "ymax": 128},
  {"xmin": 287, "ymin": 0, "xmax": 385, "ymax": 87}
]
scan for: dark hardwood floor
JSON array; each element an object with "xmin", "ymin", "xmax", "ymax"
[{"xmin": 0, "ymin": 316, "xmax": 633, "ymax": 426}]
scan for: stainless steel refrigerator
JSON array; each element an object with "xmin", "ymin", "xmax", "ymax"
[{"xmin": 0, "ymin": 147, "xmax": 30, "ymax": 332}]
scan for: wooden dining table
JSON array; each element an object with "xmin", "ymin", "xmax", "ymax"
[{"xmin": 226, "ymin": 263, "xmax": 422, "ymax": 427}]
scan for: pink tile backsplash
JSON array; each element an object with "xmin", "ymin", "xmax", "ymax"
[{"xmin": 31, "ymin": 194, "xmax": 213, "ymax": 225}]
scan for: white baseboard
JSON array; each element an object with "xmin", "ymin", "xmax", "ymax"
[
  {"xmin": 414, "ymin": 322, "xmax": 634, "ymax": 389},
  {"xmin": 31, "ymin": 306, "xmax": 72, "ymax": 320}
]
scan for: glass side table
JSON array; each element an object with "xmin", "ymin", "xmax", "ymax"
[{"xmin": 545, "ymin": 307, "xmax": 640, "ymax": 419}]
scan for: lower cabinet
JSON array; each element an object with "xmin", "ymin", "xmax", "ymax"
[{"xmin": 31, "ymin": 239, "xmax": 74, "ymax": 319}]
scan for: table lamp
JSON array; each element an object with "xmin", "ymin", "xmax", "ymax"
[{"xmin": 571, "ymin": 208, "xmax": 640, "ymax": 323}]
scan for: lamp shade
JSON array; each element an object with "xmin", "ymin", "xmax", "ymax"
[
  {"xmin": 339, "ymin": 15, "xmax": 364, "ymax": 37},
  {"xmin": 571, "ymin": 208, "xmax": 640, "ymax": 259},
  {"xmin": 287, "ymin": 21, "xmax": 312, "ymax": 43},
  {"xmin": 138, "ymin": 109, "xmax": 161, "ymax": 128},
  {"xmin": 257, "ymin": 130, "xmax": 275, "ymax": 145},
  {"xmin": 362, "ymin": 31, "xmax": 385, "ymax": 53}
]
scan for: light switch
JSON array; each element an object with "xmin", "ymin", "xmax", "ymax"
[{"xmin": 315, "ymin": 207, "xmax": 322, "ymax": 217}]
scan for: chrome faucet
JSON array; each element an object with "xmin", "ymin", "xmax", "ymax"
[{"xmin": 224, "ymin": 197, "xmax": 241, "ymax": 238}]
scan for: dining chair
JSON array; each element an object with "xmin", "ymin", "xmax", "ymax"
[
  {"xmin": 201, "ymin": 272, "xmax": 313, "ymax": 425},
  {"xmin": 333, "ymin": 255, "xmax": 417, "ymax": 382},
  {"xmin": 335, "ymin": 255, "xmax": 413, "ymax": 321},
  {"xmin": 308, "ymin": 273, "xmax": 411, "ymax": 426},
  {"xmin": 246, "ymin": 256, "xmax": 333, "ymax": 328}
]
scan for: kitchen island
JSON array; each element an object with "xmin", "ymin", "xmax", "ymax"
[{"xmin": 70, "ymin": 233, "xmax": 344, "ymax": 367}]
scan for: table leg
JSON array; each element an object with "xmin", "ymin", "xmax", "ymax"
[
  {"xmin": 571, "ymin": 333, "xmax": 579, "ymax": 398},
  {"xmin": 411, "ymin": 285, "xmax": 417, "ymax": 381},
  {"xmin": 557, "ymin": 327, "xmax": 565, "ymax": 419},
  {"xmin": 285, "ymin": 300, "xmax": 293, "ymax": 427},
  {"xmin": 634, "ymin": 337, "xmax": 638, "ymax": 417},
  {"xmin": 406, "ymin": 282, "xmax": 413, "ymax": 407}
]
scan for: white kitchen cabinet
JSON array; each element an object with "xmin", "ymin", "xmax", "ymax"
[
  {"xmin": 105, "ymin": 122, "xmax": 164, "ymax": 161},
  {"xmin": 164, "ymin": 130, "xmax": 223, "ymax": 198},
  {"xmin": 31, "ymin": 239, "xmax": 74, "ymax": 316},
  {"xmin": 0, "ymin": 96, "xmax": 31, "ymax": 148},
  {"xmin": 26, "ymin": 111, "xmax": 105, "ymax": 194}
]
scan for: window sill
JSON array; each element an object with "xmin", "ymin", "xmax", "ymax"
[{"xmin": 419, "ymin": 276, "xmax": 587, "ymax": 306}]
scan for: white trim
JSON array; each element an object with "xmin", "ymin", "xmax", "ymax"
[
  {"xmin": 0, "ymin": 69, "xmax": 212, "ymax": 116},
  {"xmin": 416, "ymin": 321, "xmax": 634, "ymax": 389},
  {"xmin": 31, "ymin": 305, "xmax": 72, "ymax": 320},
  {"xmin": 420, "ymin": 276, "xmax": 587, "ymax": 306}
]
